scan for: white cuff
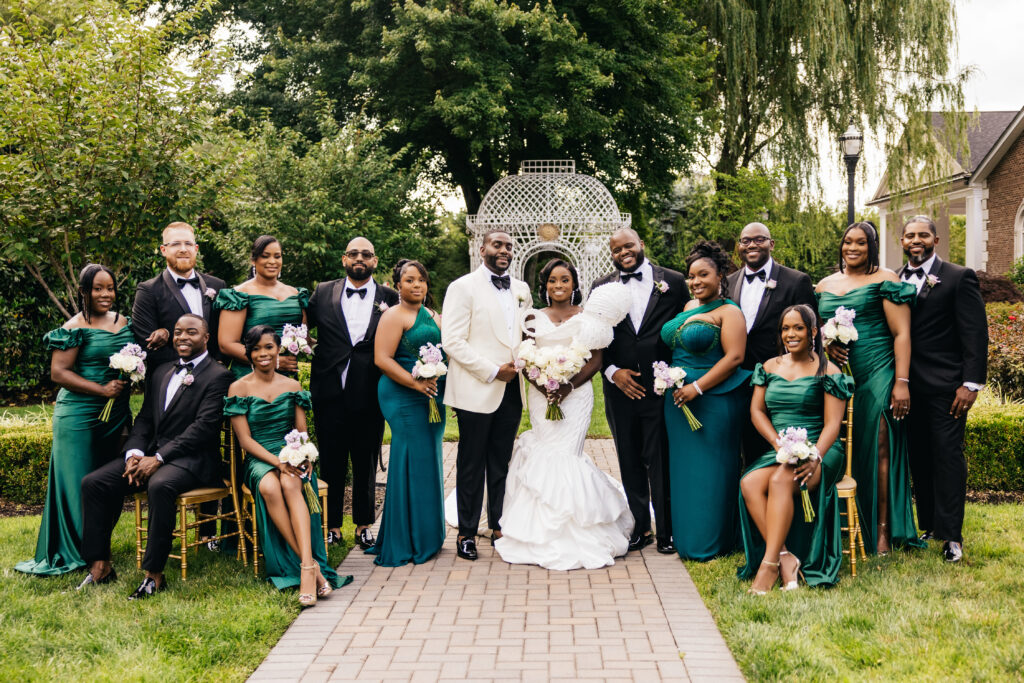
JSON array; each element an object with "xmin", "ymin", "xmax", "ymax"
[
  {"xmin": 155, "ymin": 453, "xmax": 164, "ymax": 463},
  {"xmin": 604, "ymin": 365, "xmax": 620, "ymax": 383},
  {"xmin": 962, "ymin": 382, "xmax": 983, "ymax": 392},
  {"xmin": 124, "ymin": 449, "xmax": 144, "ymax": 462},
  {"xmin": 486, "ymin": 364, "xmax": 500, "ymax": 383}
]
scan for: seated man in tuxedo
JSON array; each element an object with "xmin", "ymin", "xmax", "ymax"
[{"xmin": 77, "ymin": 313, "xmax": 233, "ymax": 598}]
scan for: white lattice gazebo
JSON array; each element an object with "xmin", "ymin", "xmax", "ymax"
[{"xmin": 466, "ymin": 160, "xmax": 630, "ymax": 295}]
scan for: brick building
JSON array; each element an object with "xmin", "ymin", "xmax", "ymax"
[{"xmin": 868, "ymin": 106, "xmax": 1024, "ymax": 274}]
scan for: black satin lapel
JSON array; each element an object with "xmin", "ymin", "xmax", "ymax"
[
  {"xmin": 162, "ymin": 357, "xmax": 210, "ymax": 419},
  {"xmin": 162, "ymin": 270, "xmax": 191, "ymax": 316},
  {"xmin": 637, "ymin": 266, "xmax": 663, "ymax": 333},
  {"xmin": 197, "ymin": 273, "xmax": 212, "ymax": 320},
  {"xmin": 366, "ymin": 286, "xmax": 386, "ymax": 339},
  {"xmin": 155, "ymin": 364, "xmax": 174, "ymax": 427},
  {"xmin": 916, "ymin": 256, "xmax": 943, "ymax": 305},
  {"xmin": 750, "ymin": 262, "xmax": 779, "ymax": 329},
  {"xmin": 330, "ymin": 280, "xmax": 352, "ymax": 346}
]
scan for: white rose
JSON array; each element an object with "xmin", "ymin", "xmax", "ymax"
[
  {"xmin": 417, "ymin": 363, "xmax": 437, "ymax": 378},
  {"xmin": 435, "ymin": 362, "xmax": 448, "ymax": 377},
  {"xmin": 654, "ymin": 378, "xmax": 668, "ymax": 394},
  {"xmin": 821, "ymin": 320, "xmax": 838, "ymax": 341},
  {"xmin": 836, "ymin": 328, "xmax": 853, "ymax": 344},
  {"xmin": 790, "ymin": 442, "xmax": 811, "ymax": 460}
]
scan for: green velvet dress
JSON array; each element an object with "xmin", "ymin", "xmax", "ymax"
[
  {"xmin": 222, "ymin": 390, "xmax": 349, "ymax": 590},
  {"xmin": 366, "ymin": 306, "xmax": 446, "ymax": 567},
  {"xmin": 737, "ymin": 366, "xmax": 856, "ymax": 586},
  {"xmin": 818, "ymin": 281, "xmax": 925, "ymax": 552},
  {"xmin": 214, "ymin": 287, "xmax": 310, "ymax": 379},
  {"xmin": 660, "ymin": 300, "xmax": 752, "ymax": 561},
  {"xmin": 15, "ymin": 323, "xmax": 134, "ymax": 576}
]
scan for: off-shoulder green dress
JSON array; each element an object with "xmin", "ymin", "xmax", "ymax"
[
  {"xmin": 214, "ymin": 288, "xmax": 309, "ymax": 379},
  {"xmin": 737, "ymin": 366, "xmax": 855, "ymax": 586},
  {"xmin": 15, "ymin": 322, "xmax": 134, "ymax": 576},
  {"xmin": 818, "ymin": 281, "xmax": 925, "ymax": 551},
  {"xmin": 660, "ymin": 300, "xmax": 752, "ymax": 560},
  {"xmin": 223, "ymin": 390, "xmax": 349, "ymax": 590}
]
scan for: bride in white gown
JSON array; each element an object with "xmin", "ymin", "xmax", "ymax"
[{"xmin": 493, "ymin": 261, "xmax": 634, "ymax": 570}]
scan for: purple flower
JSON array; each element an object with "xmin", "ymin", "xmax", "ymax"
[
  {"xmin": 765, "ymin": 279, "xmax": 777, "ymax": 290},
  {"xmin": 205, "ymin": 287, "xmax": 216, "ymax": 300},
  {"xmin": 545, "ymin": 378, "xmax": 560, "ymax": 391},
  {"xmin": 182, "ymin": 373, "xmax": 194, "ymax": 386},
  {"xmin": 284, "ymin": 429, "xmax": 302, "ymax": 446},
  {"xmin": 528, "ymin": 367, "xmax": 541, "ymax": 380},
  {"xmin": 287, "ymin": 342, "xmax": 299, "ymax": 354},
  {"xmin": 411, "ymin": 365, "xmax": 421, "ymax": 379}
]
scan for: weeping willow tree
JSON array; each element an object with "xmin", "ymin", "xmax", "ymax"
[{"xmin": 693, "ymin": 0, "xmax": 970, "ymax": 199}]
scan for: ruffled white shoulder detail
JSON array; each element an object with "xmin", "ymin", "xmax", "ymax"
[{"xmin": 574, "ymin": 282, "xmax": 631, "ymax": 350}]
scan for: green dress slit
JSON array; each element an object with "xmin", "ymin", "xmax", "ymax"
[{"xmin": 214, "ymin": 288, "xmax": 309, "ymax": 379}]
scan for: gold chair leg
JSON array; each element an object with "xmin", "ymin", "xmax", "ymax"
[
  {"xmin": 180, "ymin": 501, "xmax": 189, "ymax": 581},
  {"xmin": 251, "ymin": 499, "xmax": 260, "ymax": 578},
  {"xmin": 853, "ymin": 503, "xmax": 867, "ymax": 560},
  {"xmin": 846, "ymin": 497, "xmax": 858, "ymax": 578},
  {"xmin": 134, "ymin": 498, "xmax": 144, "ymax": 570}
]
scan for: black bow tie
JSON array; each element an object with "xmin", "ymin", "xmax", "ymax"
[
  {"xmin": 346, "ymin": 287, "xmax": 367, "ymax": 299},
  {"xmin": 904, "ymin": 267, "xmax": 925, "ymax": 278},
  {"xmin": 745, "ymin": 270, "xmax": 767, "ymax": 283},
  {"xmin": 175, "ymin": 360, "xmax": 194, "ymax": 372},
  {"xmin": 491, "ymin": 274, "xmax": 511, "ymax": 290},
  {"xmin": 176, "ymin": 276, "xmax": 200, "ymax": 289},
  {"xmin": 621, "ymin": 272, "xmax": 643, "ymax": 283}
]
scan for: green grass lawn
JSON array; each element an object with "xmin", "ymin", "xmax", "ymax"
[
  {"xmin": 685, "ymin": 502, "xmax": 1024, "ymax": 680},
  {"xmin": 0, "ymin": 514, "xmax": 354, "ymax": 681}
]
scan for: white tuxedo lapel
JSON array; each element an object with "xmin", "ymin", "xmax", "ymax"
[{"xmin": 478, "ymin": 268, "xmax": 514, "ymax": 348}]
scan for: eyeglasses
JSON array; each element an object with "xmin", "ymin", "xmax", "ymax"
[
  {"xmin": 345, "ymin": 250, "xmax": 376, "ymax": 260},
  {"xmin": 163, "ymin": 241, "xmax": 197, "ymax": 249},
  {"xmin": 738, "ymin": 236, "xmax": 771, "ymax": 246}
]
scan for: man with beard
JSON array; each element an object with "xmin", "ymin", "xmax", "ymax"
[
  {"xmin": 725, "ymin": 222, "xmax": 816, "ymax": 465},
  {"xmin": 898, "ymin": 216, "xmax": 986, "ymax": 563},
  {"xmin": 307, "ymin": 237, "xmax": 399, "ymax": 549},
  {"xmin": 592, "ymin": 228, "xmax": 688, "ymax": 554}
]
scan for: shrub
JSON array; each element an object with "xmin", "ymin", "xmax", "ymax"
[
  {"xmin": 965, "ymin": 405, "xmax": 1024, "ymax": 492},
  {"xmin": 976, "ymin": 271, "xmax": 1024, "ymax": 303},
  {"xmin": 1007, "ymin": 255, "xmax": 1024, "ymax": 290},
  {"xmin": 0, "ymin": 424, "xmax": 51, "ymax": 505},
  {"xmin": 986, "ymin": 303, "xmax": 1024, "ymax": 401}
]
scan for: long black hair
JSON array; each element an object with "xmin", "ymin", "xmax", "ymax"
[
  {"xmin": 243, "ymin": 324, "xmax": 281, "ymax": 362},
  {"xmin": 250, "ymin": 235, "xmax": 281, "ymax": 278},
  {"xmin": 78, "ymin": 263, "xmax": 118, "ymax": 323},
  {"xmin": 685, "ymin": 240, "xmax": 734, "ymax": 299},
  {"xmin": 776, "ymin": 304, "xmax": 828, "ymax": 377},
  {"xmin": 538, "ymin": 258, "xmax": 582, "ymax": 306},
  {"xmin": 838, "ymin": 222, "xmax": 879, "ymax": 274}
]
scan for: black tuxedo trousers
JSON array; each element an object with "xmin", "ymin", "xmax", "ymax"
[{"xmin": 906, "ymin": 387, "xmax": 968, "ymax": 542}]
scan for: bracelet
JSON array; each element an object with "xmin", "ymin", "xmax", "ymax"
[
  {"xmin": 897, "ymin": 377, "xmax": 909, "ymax": 383},
  {"xmin": 692, "ymin": 382, "xmax": 703, "ymax": 396}
]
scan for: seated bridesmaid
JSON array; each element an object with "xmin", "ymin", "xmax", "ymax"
[
  {"xmin": 224, "ymin": 325, "xmax": 348, "ymax": 606},
  {"xmin": 216, "ymin": 235, "xmax": 309, "ymax": 379},
  {"xmin": 738, "ymin": 305, "xmax": 854, "ymax": 593}
]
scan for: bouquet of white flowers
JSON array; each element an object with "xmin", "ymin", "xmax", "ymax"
[
  {"xmin": 410, "ymin": 342, "xmax": 447, "ymax": 423},
  {"xmin": 651, "ymin": 361, "xmax": 702, "ymax": 430},
  {"xmin": 280, "ymin": 323, "xmax": 314, "ymax": 359},
  {"xmin": 99, "ymin": 343, "xmax": 147, "ymax": 421},
  {"xmin": 516, "ymin": 338, "xmax": 591, "ymax": 420},
  {"xmin": 821, "ymin": 306, "xmax": 858, "ymax": 374},
  {"xmin": 279, "ymin": 430, "xmax": 321, "ymax": 513},
  {"xmin": 775, "ymin": 426, "xmax": 820, "ymax": 522}
]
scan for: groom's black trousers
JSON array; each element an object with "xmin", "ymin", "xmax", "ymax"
[
  {"xmin": 455, "ymin": 380, "xmax": 522, "ymax": 537},
  {"xmin": 907, "ymin": 387, "xmax": 968, "ymax": 543},
  {"xmin": 81, "ymin": 457, "xmax": 204, "ymax": 573}
]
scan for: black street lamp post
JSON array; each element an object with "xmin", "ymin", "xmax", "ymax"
[{"xmin": 839, "ymin": 121, "xmax": 864, "ymax": 226}]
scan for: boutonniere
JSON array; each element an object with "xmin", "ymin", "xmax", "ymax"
[
  {"xmin": 765, "ymin": 279, "xmax": 777, "ymax": 291},
  {"xmin": 376, "ymin": 301, "xmax": 390, "ymax": 313},
  {"xmin": 655, "ymin": 280, "xmax": 669, "ymax": 294},
  {"xmin": 181, "ymin": 372, "xmax": 195, "ymax": 387},
  {"xmin": 204, "ymin": 287, "xmax": 216, "ymax": 301},
  {"xmin": 926, "ymin": 274, "xmax": 940, "ymax": 288},
  {"xmin": 516, "ymin": 293, "xmax": 529, "ymax": 307}
]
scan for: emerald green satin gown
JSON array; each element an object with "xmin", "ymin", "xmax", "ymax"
[
  {"xmin": 737, "ymin": 366, "xmax": 855, "ymax": 586},
  {"xmin": 15, "ymin": 323, "xmax": 134, "ymax": 576},
  {"xmin": 661, "ymin": 300, "xmax": 752, "ymax": 560},
  {"xmin": 223, "ymin": 390, "xmax": 350, "ymax": 590},
  {"xmin": 214, "ymin": 288, "xmax": 309, "ymax": 379},
  {"xmin": 366, "ymin": 306, "xmax": 446, "ymax": 567},
  {"xmin": 818, "ymin": 281, "xmax": 925, "ymax": 552}
]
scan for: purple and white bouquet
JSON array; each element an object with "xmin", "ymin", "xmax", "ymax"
[
  {"xmin": 279, "ymin": 430, "xmax": 321, "ymax": 513},
  {"xmin": 411, "ymin": 342, "xmax": 447, "ymax": 423},
  {"xmin": 821, "ymin": 306, "xmax": 858, "ymax": 374},
  {"xmin": 516, "ymin": 338, "xmax": 591, "ymax": 420},
  {"xmin": 99, "ymin": 343, "xmax": 147, "ymax": 421},
  {"xmin": 775, "ymin": 426, "xmax": 820, "ymax": 522},
  {"xmin": 280, "ymin": 323, "xmax": 314, "ymax": 359},
  {"xmin": 651, "ymin": 361, "xmax": 702, "ymax": 431}
]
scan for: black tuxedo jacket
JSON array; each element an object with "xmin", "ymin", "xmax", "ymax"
[
  {"xmin": 897, "ymin": 257, "xmax": 987, "ymax": 392},
  {"xmin": 306, "ymin": 279, "xmax": 400, "ymax": 403},
  {"xmin": 592, "ymin": 265, "xmax": 689, "ymax": 397},
  {"xmin": 132, "ymin": 270, "xmax": 227, "ymax": 367},
  {"xmin": 123, "ymin": 356, "xmax": 233, "ymax": 483},
  {"xmin": 726, "ymin": 261, "xmax": 817, "ymax": 370}
]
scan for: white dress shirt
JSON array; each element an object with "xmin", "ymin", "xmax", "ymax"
[
  {"xmin": 901, "ymin": 253, "xmax": 937, "ymax": 295},
  {"xmin": 604, "ymin": 259, "xmax": 654, "ymax": 382},
  {"xmin": 168, "ymin": 267, "xmax": 203, "ymax": 316},
  {"xmin": 739, "ymin": 258, "xmax": 773, "ymax": 332},
  {"xmin": 126, "ymin": 350, "xmax": 209, "ymax": 462},
  {"xmin": 340, "ymin": 278, "xmax": 376, "ymax": 388},
  {"xmin": 484, "ymin": 266, "xmax": 516, "ymax": 383}
]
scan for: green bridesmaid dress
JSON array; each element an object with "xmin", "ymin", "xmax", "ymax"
[
  {"xmin": 15, "ymin": 322, "xmax": 134, "ymax": 576},
  {"xmin": 366, "ymin": 306, "xmax": 446, "ymax": 567},
  {"xmin": 214, "ymin": 287, "xmax": 309, "ymax": 379},
  {"xmin": 222, "ymin": 390, "xmax": 350, "ymax": 590},
  {"xmin": 818, "ymin": 281, "xmax": 925, "ymax": 552},
  {"xmin": 661, "ymin": 300, "xmax": 752, "ymax": 561},
  {"xmin": 737, "ymin": 365, "xmax": 856, "ymax": 586}
]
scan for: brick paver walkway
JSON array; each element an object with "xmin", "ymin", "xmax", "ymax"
[{"xmin": 250, "ymin": 441, "xmax": 743, "ymax": 682}]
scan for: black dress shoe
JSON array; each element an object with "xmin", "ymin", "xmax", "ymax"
[
  {"xmin": 628, "ymin": 532, "xmax": 654, "ymax": 552},
  {"xmin": 357, "ymin": 528, "xmax": 375, "ymax": 550},
  {"xmin": 456, "ymin": 537, "xmax": 478, "ymax": 561},
  {"xmin": 943, "ymin": 541, "xmax": 963, "ymax": 563},
  {"xmin": 326, "ymin": 530, "xmax": 342, "ymax": 546},
  {"xmin": 919, "ymin": 530, "xmax": 935, "ymax": 542},
  {"xmin": 128, "ymin": 576, "xmax": 165, "ymax": 601},
  {"xmin": 656, "ymin": 539, "xmax": 676, "ymax": 554},
  {"xmin": 76, "ymin": 568, "xmax": 117, "ymax": 590}
]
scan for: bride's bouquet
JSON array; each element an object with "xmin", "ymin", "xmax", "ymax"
[
  {"xmin": 411, "ymin": 342, "xmax": 447, "ymax": 423},
  {"xmin": 651, "ymin": 361, "xmax": 702, "ymax": 431},
  {"xmin": 99, "ymin": 343, "xmax": 147, "ymax": 421},
  {"xmin": 775, "ymin": 426, "xmax": 819, "ymax": 522},
  {"xmin": 279, "ymin": 430, "xmax": 322, "ymax": 514},
  {"xmin": 516, "ymin": 338, "xmax": 591, "ymax": 420},
  {"xmin": 821, "ymin": 306, "xmax": 858, "ymax": 374},
  {"xmin": 280, "ymin": 323, "xmax": 315, "ymax": 360}
]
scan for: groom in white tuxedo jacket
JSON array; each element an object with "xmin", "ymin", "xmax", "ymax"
[{"xmin": 442, "ymin": 230, "xmax": 530, "ymax": 560}]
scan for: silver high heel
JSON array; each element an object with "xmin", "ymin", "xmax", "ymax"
[
  {"xmin": 779, "ymin": 550, "xmax": 802, "ymax": 591},
  {"xmin": 747, "ymin": 559, "xmax": 780, "ymax": 595}
]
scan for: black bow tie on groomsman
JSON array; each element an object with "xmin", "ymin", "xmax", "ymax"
[
  {"xmin": 176, "ymin": 276, "xmax": 200, "ymax": 289},
  {"xmin": 491, "ymin": 274, "xmax": 511, "ymax": 290},
  {"xmin": 904, "ymin": 267, "xmax": 925, "ymax": 278},
  {"xmin": 175, "ymin": 360, "xmax": 194, "ymax": 372},
  {"xmin": 621, "ymin": 272, "xmax": 643, "ymax": 283},
  {"xmin": 346, "ymin": 287, "xmax": 368, "ymax": 299},
  {"xmin": 745, "ymin": 270, "xmax": 767, "ymax": 283}
]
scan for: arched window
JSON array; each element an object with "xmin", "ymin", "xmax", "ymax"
[{"xmin": 1015, "ymin": 199, "xmax": 1024, "ymax": 261}]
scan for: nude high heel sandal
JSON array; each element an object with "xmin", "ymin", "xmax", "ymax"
[
  {"xmin": 298, "ymin": 563, "xmax": 318, "ymax": 608},
  {"xmin": 747, "ymin": 559, "xmax": 780, "ymax": 595},
  {"xmin": 779, "ymin": 550, "xmax": 802, "ymax": 591}
]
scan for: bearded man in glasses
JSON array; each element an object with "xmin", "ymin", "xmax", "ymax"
[
  {"xmin": 307, "ymin": 237, "xmax": 399, "ymax": 549},
  {"xmin": 725, "ymin": 222, "xmax": 816, "ymax": 464}
]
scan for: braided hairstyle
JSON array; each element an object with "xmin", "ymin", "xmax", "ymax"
[{"xmin": 685, "ymin": 240, "xmax": 734, "ymax": 299}]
